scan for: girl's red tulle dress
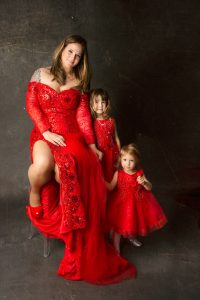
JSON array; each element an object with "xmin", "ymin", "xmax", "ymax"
[
  {"xmin": 107, "ymin": 169, "xmax": 167, "ymax": 237},
  {"xmin": 94, "ymin": 118, "xmax": 119, "ymax": 182},
  {"xmin": 26, "ymin": 81, "xmax": 136, "ymax": 285}
]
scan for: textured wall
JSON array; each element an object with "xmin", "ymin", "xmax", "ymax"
[{"xmin": 0, "ymin": 0, "xmax": 199, "ymax": 200}]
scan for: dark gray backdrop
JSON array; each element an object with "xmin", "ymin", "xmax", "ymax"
[
  {"xmin": 0, "ymin": 0, "xmax": 199, "ymax": 206},
  {"xmin": 1, "ymin": 1, "xmax": 200, "ymax": 299}
]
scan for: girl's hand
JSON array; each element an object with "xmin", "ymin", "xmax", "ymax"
[
  {"xmin": 42, "ymin": 130, "xmax": 66, "ymax": 146},
  {"xmin": 137, "ymin": 175, "xmax": 152, "ymax": 190},
  {"xmin": 137, "ymin": 175, "xmax": 145, "ymax": 185},
  {"xmin": 89, "ymin": 144, "xmax": 103, "ymax": 160}
]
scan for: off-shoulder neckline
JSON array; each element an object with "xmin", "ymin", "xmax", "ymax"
[{"xmin": 29, "ymin": 81, "xmax": 82, "ymax": 94}]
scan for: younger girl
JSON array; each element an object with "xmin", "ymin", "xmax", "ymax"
[
  {"xmin": 90, "ymin": 88, "xmax": 120, "ymax": 182},
  {"xmin": 107, "ymin": 143, "xmax": 167, "ymax": 253}
]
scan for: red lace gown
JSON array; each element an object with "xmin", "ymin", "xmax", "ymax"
[
  {"xmin": 107, "ymin": 169, "xmax": 167, "ymax": 237},
  {"xmin": 94, "ymin": 118, "xmax": 119, "ymax": 182},
  {"xmin": 26, "ymin": 81, "xmax": 136, "ymax": 284}
]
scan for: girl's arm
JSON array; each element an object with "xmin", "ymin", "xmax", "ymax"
[
  {"xmin": 113, "ymin": 119, "xmax": 121, "ymax": 150},
  {"xmin": 105, "ymin": 171, "xmax": 118, "ymax": 191},
  {"xmin": 137, "ymin": 174, "xmax": 152, "ymax": 191},
  {"xmin": 115, "ymin": 128, "xmax": 121, "ymax": 150}
]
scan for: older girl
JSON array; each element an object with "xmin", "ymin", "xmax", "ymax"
[{"xmin": 90, "ymin": 88, "xmax": 120, "ymax": 182}]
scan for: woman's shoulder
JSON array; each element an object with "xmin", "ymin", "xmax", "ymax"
[{"xmin": 30, "ymin": 67, "xmax": 52, "ymax": 83}]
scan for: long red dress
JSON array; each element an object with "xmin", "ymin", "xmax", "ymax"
[
  {"xmin": 107, "ymin": 169, "xmax": 167, "ymax": 237},
  {"xmin": 94, "ymin": 118, "xmax": 119, "ymax": 182},
  {"xmin": 26, "ymin": 81, "xmax": 136, "ymax": 284}
]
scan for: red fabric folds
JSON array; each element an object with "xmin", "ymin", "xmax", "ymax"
[{"xmin": 26, "ymin": 82, "xmax": 136, "ymax": 284}]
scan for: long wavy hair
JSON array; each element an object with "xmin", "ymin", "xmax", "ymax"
[
  {"xmin": 90, "ymin": 88, "xmax": 111, "ymax": 119},
  {"xmin": 50, "ymin": 35, "xmax": 91, "ymax": 91}
]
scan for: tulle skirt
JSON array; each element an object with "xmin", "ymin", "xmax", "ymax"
[{"xmin": 108, "ymin": 188, "xmax": 167, "ymax": 237}]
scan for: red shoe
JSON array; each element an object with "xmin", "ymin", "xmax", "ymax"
[{"xmin": 29, "ymin": 205, "xmax": 43, "ymax": 219}]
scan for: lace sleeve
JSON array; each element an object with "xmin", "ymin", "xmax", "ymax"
[
  {"xmin": 26, "ymin": 80, "xmax": 51, "ymax": 134},
  {"xmin": 30, "ymin": 68, "xmax": 41, "ymax": 82},
  {"xmin": 76, "ymin": 92, "xmax": 95, "ymax": 144}
]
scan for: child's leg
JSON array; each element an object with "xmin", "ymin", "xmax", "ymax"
[
  {"xmin": 109, "ymin": 228, "xmax": 114, "ymax": 240},
  {"xmin": 113, "ymin": 232, "xmax": 121, "ymax": 254},
  {"xmin": 129, "ymin": 236, "xmax": 142, "ymax": 247}
]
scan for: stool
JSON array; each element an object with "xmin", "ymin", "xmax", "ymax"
[{"xmin": 28, "ymin": 222, "xmax": 51, "ymax": 258}]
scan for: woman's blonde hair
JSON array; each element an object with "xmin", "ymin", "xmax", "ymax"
[
  {"xmin": 119, "ymin": 143, "xmax": 141, "ymax": 169},
  {"xmin": 90, "ymin": 88, "xmax": 111, "ymax": 119},
  {"xmin": 50, "ymin": 35, "xmax": 91, "ymax": 91}
]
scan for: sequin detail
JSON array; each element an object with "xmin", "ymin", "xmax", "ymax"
[{"xmin": 94, "ymin": 118, "xmax": 119, "ymax": 182}]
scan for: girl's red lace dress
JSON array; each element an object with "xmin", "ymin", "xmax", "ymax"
[
  {"xmin": 26, "ymin": 81, "xmax": 136, "ymax": 285},
  {"xmin": 107, "ymin": 169, "xmax": 167, "ymax": 237},
  {"xmin": 94, "ymin": 118, "xmax": 119, "ymax": 182}
]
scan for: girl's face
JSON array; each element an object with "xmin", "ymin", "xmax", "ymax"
[
  {"xmin": 121, "ymin": 153, "xmax": 136, "ymax": 173},
  {"xmin": 61, "ymin": 43, "xmax": 83, "ymax": 71},
  {"xmin": 92, "ymin": 95, "xmax": 107, "ymax": 117}
]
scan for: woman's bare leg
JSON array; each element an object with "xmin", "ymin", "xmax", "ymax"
[
  {"xmin": 28, "ymin": 140, "xmax": 55, "ymax": 207},
  {"xmin": 54, "ymin": 164, "xmax": 60, "ymax": 184}
]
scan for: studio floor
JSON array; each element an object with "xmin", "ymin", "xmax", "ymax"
[{"xmin": 0, "ymin": 184, "xmax": 200, "ymax": 300}]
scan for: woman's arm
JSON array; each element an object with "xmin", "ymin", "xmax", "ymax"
[
  {"xmin": 26, "ymin": 70, "xmax": 51, "ymax": 134},
  {"xmin": 76, "ymin": 92, "xmax": 103, "ymax": 158},
  {"xmin": 76, "ymin": 92, "xmax": 95, "ymax": 144},
  {"xmin": 105, "ymin": 171, "xmax": 118, "ymax": 191},
  {"xmin": 26, "ymin": 69, "xmax": 66, "ymax": 146}
]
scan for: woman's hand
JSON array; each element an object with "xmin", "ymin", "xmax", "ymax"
[
  {"xmin": 89, "ymin": 144, "xmax": 103, "ymax": 160},
  {"xmin": 42, "ymin": 130, "xmax": 66, "ymax": 146}
]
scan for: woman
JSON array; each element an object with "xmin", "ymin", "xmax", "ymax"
[{"xmin": 26, "ymin": 35, "xmax": 136, "ymax": 284}]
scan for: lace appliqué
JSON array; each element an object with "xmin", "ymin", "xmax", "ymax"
[
  {"xmin": 55, "ymin": 151, "xmax": 86, "ymax": 233},
  {"xmin": 30, "ymin": 68, "xmax": 41, "ymax": 82}
]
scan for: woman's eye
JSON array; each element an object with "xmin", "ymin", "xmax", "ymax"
[{"xmin": 68, "ymin": 50, "xmax": 73, "ymax": 53}]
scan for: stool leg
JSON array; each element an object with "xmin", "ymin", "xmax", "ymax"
[
  {"xmin": 28, "ymin": 222, "xmax": 51, "ymax": 258},
  {"xmin": 28, "ymin": 222, "xmax": 37, "ymax": 240},
  {"xmin": 43, "ymin": 237, "xmax": 51, "ymax": 258}
]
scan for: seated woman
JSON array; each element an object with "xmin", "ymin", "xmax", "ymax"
[{"xmin": 26, "ymin": 35, "xmax": 136, "ymax": 284}]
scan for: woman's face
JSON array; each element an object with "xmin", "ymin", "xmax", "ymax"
[{"xmin": 61, "ymin": 43, "xmax": 83, "ymax": 71}]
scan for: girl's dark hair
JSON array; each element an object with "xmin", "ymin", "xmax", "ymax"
[{"xmin": 90, "ymin": 88, "xmax": 111, "ymax": 118}]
